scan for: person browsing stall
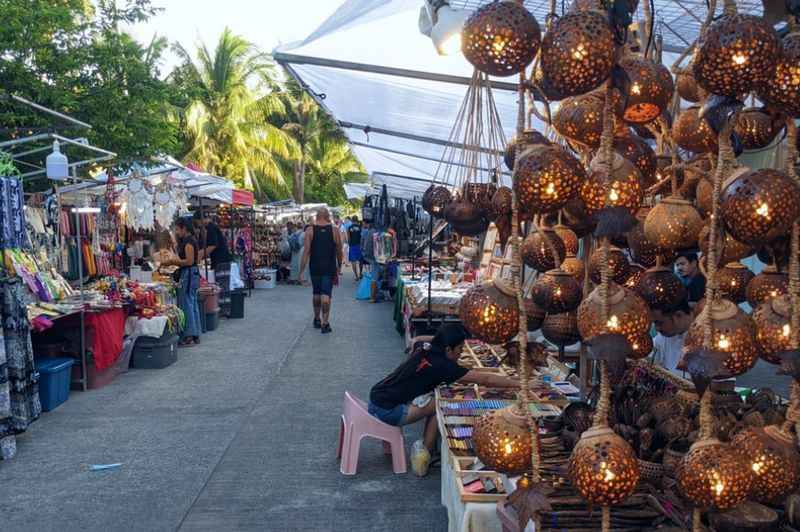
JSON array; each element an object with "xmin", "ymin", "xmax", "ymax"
[
  {"xmin": 162, "ymin": 218, "xmax": 202, "ymax": 347},
  {"xmin": 347, "ymin": 215, "xmax": 363, "ymax": 281},
  {"xmin": 299, "ymin": 208, "xmax": 343, "ymax": 334},
  {"xmin": 650, "ymin": 296, "xmax": 695, "ymax": 375},
  {"xmin": 369, "ymin": 324, "xmax": 526, "ymax": 477},
  {"xmin": 195, "ymin": 212, "xmax": 234, "ymax": 315}
]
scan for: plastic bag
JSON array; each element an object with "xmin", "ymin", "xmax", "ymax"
[{"xmin": 356, "ymin": 272, "xmax": 373, "ymax": 300}]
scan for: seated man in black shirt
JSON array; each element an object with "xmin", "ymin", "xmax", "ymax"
[{"xmin": 369, "ymin": 324, "xmax": 523, "ymax": 476}]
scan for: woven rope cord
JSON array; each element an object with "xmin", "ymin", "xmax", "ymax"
[
  {"xmin": 723, "ymin": 0, "xmax": 737, "ymax": 16},
  {"xmin": 786, "ymin": 119, "xmax": 799, "ymax": 348},
  {"xmin": 602, "ymin": 505, "xmax": 611, "ymax": 532},
  {"xmin": 593, "ymin": 360, "xmax": 611, "ymax": 428}
]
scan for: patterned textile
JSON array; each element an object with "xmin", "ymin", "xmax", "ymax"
[
  {"xmin": 0, "ymin": 277, "xmax": 41, "ymax": 460},
  {"xmin": 0, "ymin": 177, "xmax": 27, "ymax": 249}
]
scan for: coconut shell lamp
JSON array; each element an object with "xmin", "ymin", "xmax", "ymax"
[
  {"xmin": 423, "ymin": 185, "xmax": 452, "ymax": 217},
  {"xmin": 693, "ymin": 10, "xmax": 780, "ymax": 97},
  {"xmin": 676, "ymin": 69, "xmax": 702, "ymax": 103},
  {"xmin": 673, "ymin": 106, "xmax": 718, "ymax": 155},
  {"xmin": 698, "ymin": 224, "xmax": 752, "ymax": 267},
  {"xmin": 445, "ymin": 198, "xmax": 490, "ymax": 236},
  {"xmin": 580, "ymin": 152, "xmax": 643, "ymax": 219},
  {"xmin": 532, "ymin": 269, "xmax": 582, "ymax": 313},
  {"xmin": 643, "ymin": 196, "xmax": 704, "ymax": 251},
  {"xmin": 677, "ymin": 438, "xmax": 754, "ymax": 510},
  {"xmin": 624, "ymin": 264, "xmax": 645, "ymax": 290},
  {"xmin": 461, "ymin": 0, "xmax": 542, "ymax": 78},
  {"xmin": 525, "ymin": 297, "xmax": 546, "ymax": 331},
  {"xmin": 554, "ymin": 224, "xmax": 579, "ymax": 255},
  {"xmin": 553, "ymin": 93, "xmax": 605, "ymax": 148},
  {"xmin": 721, "ymin": 168, "xmax": 800, "ymax": 246},
  {"xmin": 589, "ymin": 246, "xmax": 630, "ymax": 285},
  {"xmin": 730, "ymin": 426, "xmax": 800, "ymax": 503},
  {"xmin": 569, "ymin": 425, "xmax": 641, "ymax": 505},
  {"xmin": 577, "ymin": 283, "xmax": 650, "ymax": 344},
  {"xmin": 612, "ymin": 134, "xmax": 658, "ymax": 188},
  {"xmin": 473, "ymin": 405, "xmax": 533, "ymax": 475},
  {"xmin": 504, "ymin": 129, "xmax": 550, "ymax": 171},
  {"xmin": 522, "ymin": 227, "xmax": 566, "ymax": 272},
  {"xmin": 758, "ymin": 32, "xmax": 800, "ymax": 118},
  {"xmin": 561, "ymin": 253, "xmax": 585, "ymax": 283},
  {"xmin": 684, "ymin": 299, "xmax": 760, "ymax": 376},
  {"xmin": 627, "ymin": 214, "xmax": 675, "ymax": 268},
  {"xmin": 634, "ymin": 267, "xmax": 687, "ymax": 312},
  {"xmin": 539, "ymin": 9, "xmax": 616, "ymax": 98},
  {"xmin": 734, "ymin": 108, "xmax": 783, "ymax": 150},
  {"xmin": 753, "ymin": 294, "xmax": 793, "ymax": 365},
  {"xmin": 617, "ymin": 57, "xmax": 674, "ymax": 125},
  {"xmin": 465, "ymin": 182, "xmax": 498, "ymax": 215},
  {"xmin": 696, "ymin": 177, "xmax": 713, "ymax": 217},
  {"xmin": 747, "ymin": 265, "xmax": 789, "ymax": 308},
  {"xmin": 514, "ymin": 144, "xmax": 585, "ymax": 217},
  {"xmin": 542, "ymin": 311, "xmax": 581, "ymax": 346},
  {"xmin": 491, "ymin": 186, "xmax": 513, "ymax": 220},
  {"xmin": 716, "ymin": 262, "xmax": 755, "ymax": 304},
  {"xmin": 459, "ymin": 279, "xmax": 520, "ymax": 345},
  {"xmin": 629, "ymin": 333, "xmax": 653, "ymax": 360}
]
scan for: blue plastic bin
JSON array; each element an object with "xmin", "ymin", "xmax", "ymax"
[{"xmin": 36, "ymin": 357, "xmax": 74, "ymax": 412}]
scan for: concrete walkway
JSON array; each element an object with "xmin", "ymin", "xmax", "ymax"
[{"xmin": 0, "ymin": 274, "xmax": 448, "ymax": 532}]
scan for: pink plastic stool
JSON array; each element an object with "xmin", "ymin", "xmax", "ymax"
[{"xmin": 337, "ymin": 391, "xmax": 407, "ymax": 475}]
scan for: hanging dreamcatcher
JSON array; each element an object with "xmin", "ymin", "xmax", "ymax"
[
  {"xmin": 120, "ymin": 173, "xmax": 154, "ymax": 231},
  {"xmin": 154, "ymin": 182, "xmax": 178, "ymax": 229}
]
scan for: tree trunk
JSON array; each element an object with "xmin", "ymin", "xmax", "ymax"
[{"xmin": 293, "ymin": 145, "xmax": 306, "ymax": 204}]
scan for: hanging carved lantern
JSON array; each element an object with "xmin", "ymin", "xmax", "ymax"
[
  {"xmin": 514, "ymin": 144, "xmax": 585, "ymax": 217},
  {"xmin": 716, "ymin": 262, "xmax": 755, "ymax": 304},
  {"xmin": 445, "ymin": 198, "xmax": 490, "ymax": 236},
  {"xmin": 734, "ymin": 108, "xmax": 783, "ymax": 150},
  {"xmin": 721, "ymin": 168, "xmax": 800, "ymax": 246},
  {"xmin": 753, "ymin": 294, "xmax": 793, "ymax": 365},
  {"xmin": 676, "ymin": 69, "xmax": 702, "ymax": 103},
  {"xmin": 465, "ymin": 183, "xmax": 498, "ymax": 215},
  {"xmin": 568, "ymin": 426, "xmax": 641, "ymax": 505},
  {"xmin": 532, "ymin": 269, "xmax": 583, "ymax": 313},
  {"xmin": 554, "ymin": 224, "xmax": 579, "ymax": 256},
  {"xmin": 698, "ymin": 223, "xmax": 753, "ymax": 267},
  {"xmin": 423, "ymin": 185, "xmax": 452, "ymax": 216},
  {"xmin": 490, "ymin": 186, "xmax": 513, "ymax": 220},
  {"xmin": 618, "ymin": 57, "xmax": 674, "ymax": 124},
  {"xmin": 627, "ymin": 212, "xmax": 675, "ymax": 268},
  {"xmin": 684, "ymin": 299, "xmax": 760, "ymax": 376},
  {"xmin": 522, "ymin": 227, "xmax": 566, "ymax": 272},
  {"xmin": 696, "ymin": 177, "xmax": 713, "ymax": 217},
  {"xmin": 504, "ymin": 129, "xmax": 550, "ymax": 171},
  {"xmin": 473, "ymin": 406, "xmax": 533, "ymax": 475},
  {"xmin": 693, "ymin": 13, "xmax": 780, "ymax": 97},
  {"xmin": 643, "ymin": 196, "xmax": 704, "ymax": 251},
  {"xmin": 542, "ymin": 311, "xmax": 581, "ymax": 346},
  {"xmin": 525, "ymin": 297, "xmax": 546, "ymax": 332},
  {"xmin": 580, "ymin": 153, "xmax": 643, "ymax": 219},
  {"xmin": 629, "ymin": 333, "xmax": 653, "ymax": 360},
  {"xmin": 577, "ymin": 283, "xmax": 651, "ymax": 344},
  {"xmin": 730, "ymin": 426, "xmax": 800, "ymax": 503},
  {"xmin": 588, "ymin": 246, "xmax": 630, "ymax": 285},
  {"xmin": 612, "ymin": 134, "xmax": 658, "ymax": 188},
  {"xmin": 552, "ymin": 93, "xmax": 605, "ymax": 148},
  {"xmin": 561, "ymin": 253, "xmax": 585, "ymax": 283},
  {"xmin": 624, "ymin": 264, "xmax": 645, "ymax": 290},
  {"xmin": 746, "ymin": 265, "xmax": 789, "ymax": 308},
  {"xmin": 758, "ymin": 32, "xmax": 800, "ymax": 118},
  {"xmin": 673, "ymin": 106, "xmax": 718, "ymax": 154},
  {"xmin": 459, "ymin": 279, "xmax": 520, "ymax": 345},
  {"xmin": 634, "ymin": 266, "xmax": 687, "ymax": 312},
  {"xmin": 539, "ymin": 10, "xmax": 616, "ymax": 98},
  {"xmin": 677, "ymin": 439, "xmax": 754, "ymax": 510}
]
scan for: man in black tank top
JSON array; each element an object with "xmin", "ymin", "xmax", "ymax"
[{"xmin": 300, "ymin": 207, "xmax": 343, "ymax": 334}]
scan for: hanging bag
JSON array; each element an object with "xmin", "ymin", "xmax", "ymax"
[{"xmin": 362, "ymin": 196, "xmax": 375, "ymax": 223}]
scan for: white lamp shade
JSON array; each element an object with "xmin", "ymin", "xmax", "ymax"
[
  {"xmin": 431, "ymin": 5, "xmax": 469, "ymax": 56},
  {"xmin": 46, "ymin": 140, "xmax": 68, "ymax": 181}
]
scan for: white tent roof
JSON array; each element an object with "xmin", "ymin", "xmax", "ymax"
[{"xmin": 275, "ymin": 0, "xmax": 764, "ymax": 200}]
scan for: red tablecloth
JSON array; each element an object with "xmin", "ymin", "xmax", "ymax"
[{"xmin": 85, "ymin": 308, "xmax": 126, "ymax": 370}]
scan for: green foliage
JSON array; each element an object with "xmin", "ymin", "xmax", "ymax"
[{"xmin": 0, "ymin": 0, "xmax": 180, "ymax": 168}]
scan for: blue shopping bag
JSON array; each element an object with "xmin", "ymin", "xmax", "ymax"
[{"xmin": 356, "ymin": 273, "xmax": 373, "ymax": 300}]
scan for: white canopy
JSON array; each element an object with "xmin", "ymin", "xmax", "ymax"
[{"xmin": 275, "ymin": 0, "xmax": 764, "ymax": 200}]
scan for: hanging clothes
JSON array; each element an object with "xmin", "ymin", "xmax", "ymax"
[{"xmin": 0, "ymin": 177, "xmax": 27, "ymax": 249}]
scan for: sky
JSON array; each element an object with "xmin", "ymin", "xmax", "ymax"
[{"xmin": 127, "ymin": 0, "xmax": 342, "ymax": 72}]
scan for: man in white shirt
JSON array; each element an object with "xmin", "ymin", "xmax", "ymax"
[{"xmin": 650, "ymin": 297, "xmax": 695, "ymax": 375}]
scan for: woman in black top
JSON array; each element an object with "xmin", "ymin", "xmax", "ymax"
[
  {"xmin": 369, "ymin": 324, "xmax": 523, "ymax": 476},
  {"xmin": 163, "ymin": 218, "xmax": 202, "ymax": 346},
  {"xmin": 299, "ymin": 208, "xmax": 343, "ymax": 334}
]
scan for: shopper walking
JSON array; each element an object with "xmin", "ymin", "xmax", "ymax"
[
  {"xmin": 164, "ymin": 218, "xmax": 202, "ymax": 347},
  {"xmin": 299, "ymin": 208, "xmax": 343, "ymax": 334},
  {"xmin": 196, "ymin": 212, "xmax": 233, "ymax": 316},
  {"xmin": 347, "ymin": 215, "xmax": 363, "ymax": 280}
]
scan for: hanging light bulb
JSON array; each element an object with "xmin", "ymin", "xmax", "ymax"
[
  {"xmin": 46, "ymin": 140, "xmax": 69, "ymax": 181},
  {"xmin": 419, "ymin": 0, "xmax": 470, "ymax": 56}
]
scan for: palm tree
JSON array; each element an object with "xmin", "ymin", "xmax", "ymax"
[{"xmin": 171, "ymin": 29, "xmax": 297, "ymax": 193}]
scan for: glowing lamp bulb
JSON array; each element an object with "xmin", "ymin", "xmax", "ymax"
[
  {"xmin": 545, "ymin": 182, "xmax": 556, "ymax": 196},
  {"xmin": 756, "ymin": 202, "xmax": 770, "ymax": 217},
  {"xmin": 572, "ymin": 44, "xmax": 587, "ymax": 60},
  {"xmin": 609, "ymin": 188, "xmax": 620, "ymax": 202},
  {"xmin": 504, "ymin": 442, "xmax": 513, "ymax": 455},
  {"xmin": 783, "ymin": 324, "xmax": 791, "ymax": 337},
  {"xmin": 732, "ymin": 53, "xmax": 748, "ymax": 65},
  {"xmin": 607, "ymin": 315, "xmax": 619, "ymax": 330},
  {"xmin": 714, "ymin": 481, "xmax": 725, "ymax": 496},
  {"xmin": 718, "ymin": 335, "xmax": 731, "ymax": 350},
  {"xmin": 631, "ymin": 83, "xmax": 641, "ymax": 95}
]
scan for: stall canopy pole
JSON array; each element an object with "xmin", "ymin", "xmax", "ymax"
[{"xmin": 426, "ymin": 214, "xmax": 434, "ymax": 329}]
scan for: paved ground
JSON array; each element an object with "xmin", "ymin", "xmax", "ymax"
[{"xmin": 0, "ymin": 273, "xmax": 447, "ymax": 532}]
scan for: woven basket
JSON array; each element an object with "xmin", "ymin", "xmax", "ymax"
[{"xmin": 638, "ymin": 459, "xmax": 665, "ymax": 482}]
